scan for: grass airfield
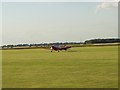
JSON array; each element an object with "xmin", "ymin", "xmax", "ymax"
[{"xmin": 2, "ymin": 46, "xmax": 118, "ymax": 88}]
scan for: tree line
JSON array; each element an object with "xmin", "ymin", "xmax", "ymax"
[
  {"xmin": 84, "ymin": 38, "xmax": 120, "ymax": 44},
  {"xmin": 1, "ymin": 42, "xmax": 82, "ymax": 49},
  {"xmin": 1, "ymin": 38, "xmax": 120, "ymax": 49}
]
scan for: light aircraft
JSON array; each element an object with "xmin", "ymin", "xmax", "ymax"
[{"xmin": 50, "ymin": 45, "xmax": 71, "ymax": 52}]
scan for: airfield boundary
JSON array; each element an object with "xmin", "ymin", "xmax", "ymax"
[{"xmin": 1, "ymin": 43, "xmax": 120, "ymax": 50}]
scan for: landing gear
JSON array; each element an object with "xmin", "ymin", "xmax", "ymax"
[{"xmin": 51, "ymin": 50, "xmax": 52, "ymax": 52}]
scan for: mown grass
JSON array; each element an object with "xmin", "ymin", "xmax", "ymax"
[{"xmin": 2, "ymin": 46, "xmax": 118, "ymax": 88}]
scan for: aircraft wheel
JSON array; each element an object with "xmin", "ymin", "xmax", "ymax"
[{"xmin": 51, "ymin": 51, "xmax": 52, "ymax": 52}]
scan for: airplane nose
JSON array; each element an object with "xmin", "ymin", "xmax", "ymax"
[{"xmin": 50, "ymin": 47, "xmax": 52, "ymax": 50}]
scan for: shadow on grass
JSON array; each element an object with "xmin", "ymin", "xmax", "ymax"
[{"xmin": 68, "ymin": 50, "xmax": 79, "ymax": 52}]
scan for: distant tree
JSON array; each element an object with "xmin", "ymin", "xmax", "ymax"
[{"xmin": 85, "ymin": 38, "xmax": 120, "ymax": 44}]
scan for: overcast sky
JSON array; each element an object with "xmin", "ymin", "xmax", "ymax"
[{"xmin": 2, "ymin": 1, "xmax": 118, "ymax": 45}]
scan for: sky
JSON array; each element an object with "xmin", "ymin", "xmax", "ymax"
[{"xmin": 1, "ymin": 1, "xmax": 118, "ymax": 45}]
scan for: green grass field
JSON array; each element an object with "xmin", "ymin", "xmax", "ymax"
[{"xmin": 2, "ymin": 46, "xmax": 118, "ymax": 88}]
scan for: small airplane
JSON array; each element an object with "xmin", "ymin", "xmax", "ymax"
[{"xmin": 50, "ymin": 45, "xmax": 71, "ymax": 52}]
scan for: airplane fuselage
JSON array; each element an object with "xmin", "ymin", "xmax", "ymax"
[{"xmin": 50, "ymin": 45, "xmax": 71, "ymax": 52}]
